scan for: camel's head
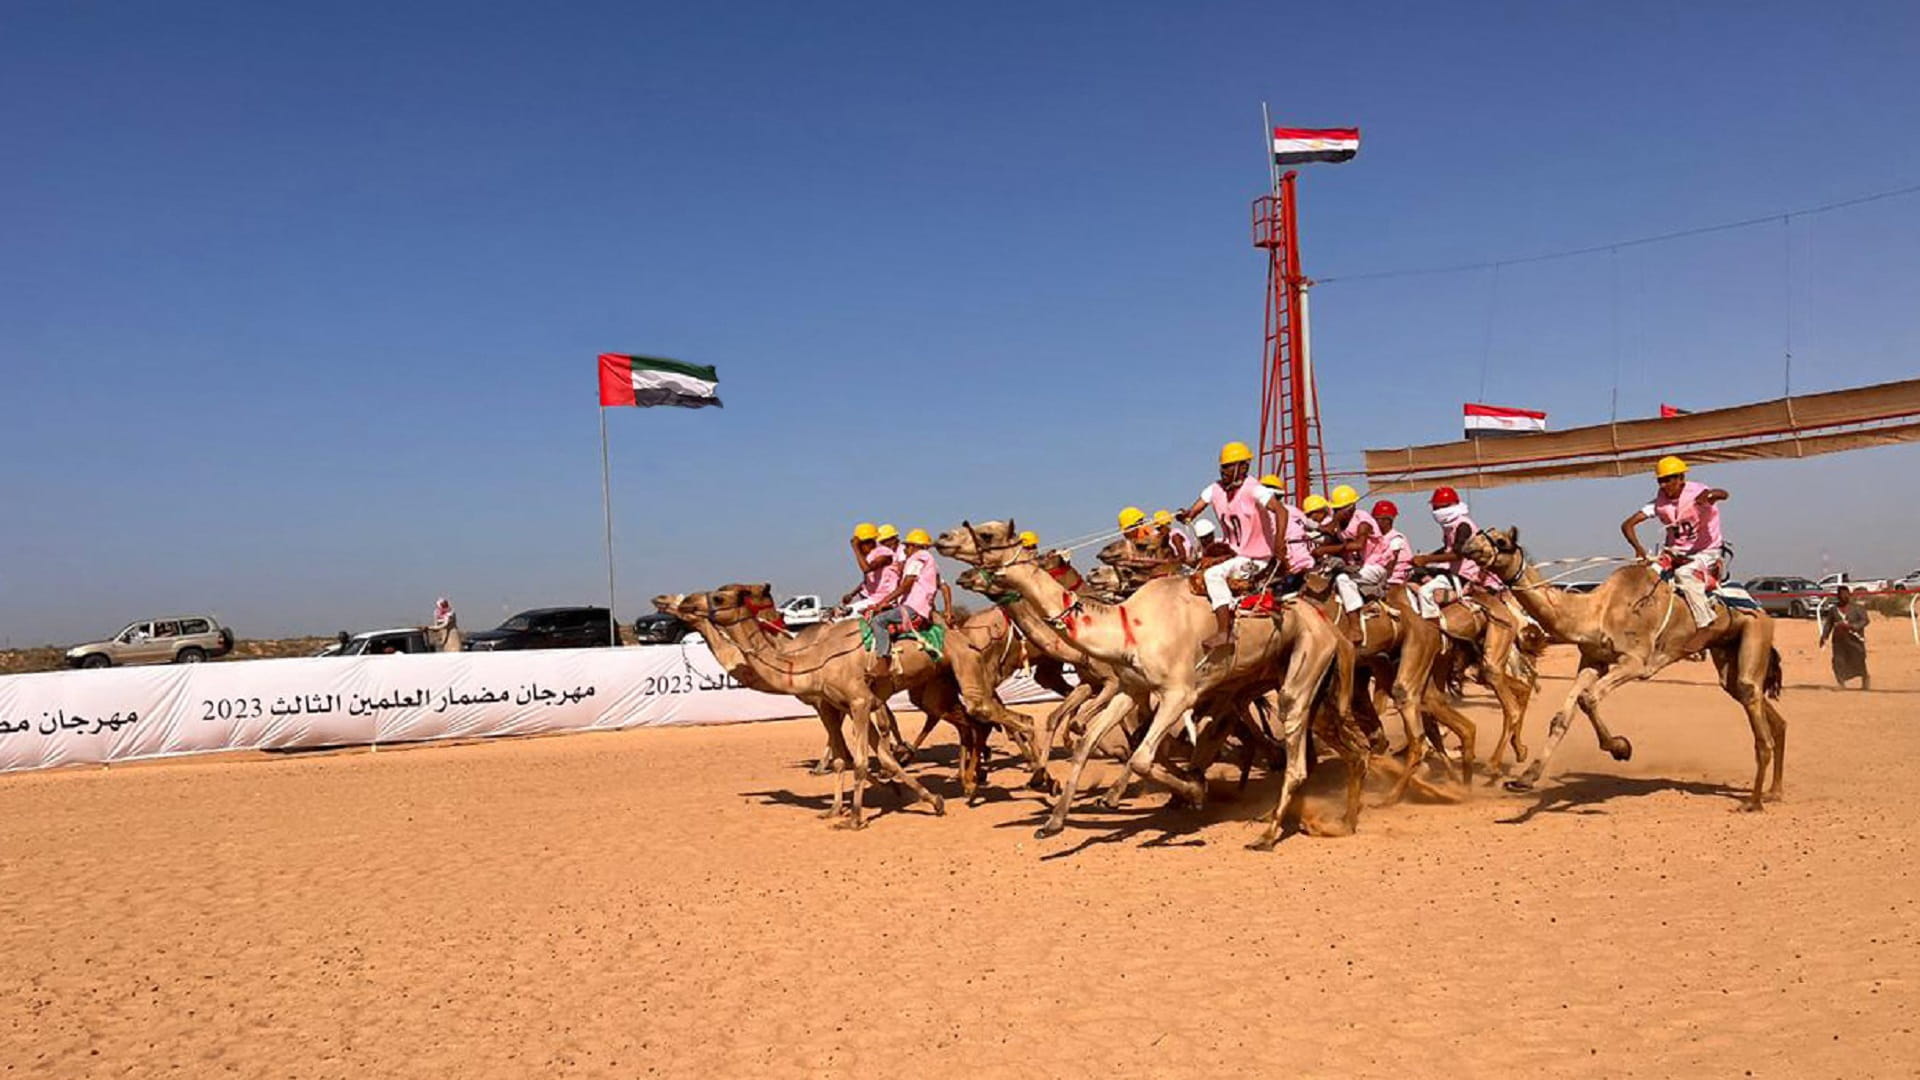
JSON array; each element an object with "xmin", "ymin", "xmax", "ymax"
[
  {"xmin": 1462, "ymin": 527, "xmax": 1524, "ymax": 577},
  {"xmin": 653, "ymin": 593, "xmax": 686, "ymax": 616},
  {"xmin": 666, "ymin": 591, "xmax": 716, "ymax": 620},
  {"xmin": 936, "ymin": 518, "xmax": 1020, "ymax": 566},
  {"xmin": 708, "ymin": 583, "xmax": 775, "ymax": 615},
  {"xmin": 1086, "ymin": 565, "xmax": 1123, "ymax": 595},
  {"xmin": 955, "ymin": 567, "xmax": 991, "ymax": 594},
  {"xmin": 1094, "ymin": 537, "xmax": 1133, "ymax": 567}
]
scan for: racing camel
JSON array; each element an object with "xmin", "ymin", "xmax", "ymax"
[{"xmin": 1462, "ymin": 527, "xmax": 1786, "ymax": 810}]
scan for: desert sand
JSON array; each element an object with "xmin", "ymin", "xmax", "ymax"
[{"xmin": 2, "ymin": 618, "xmax": 1917, "ymax": 1078}]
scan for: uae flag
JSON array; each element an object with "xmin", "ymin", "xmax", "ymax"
[
  {"xmin": 1464, "ymin": 402, "xmax": 1547, "ymax": 437},
  {"xmin": 598, "ymin": 353, "xmax": 722, "ymax": 409},
  {"xmin": 1272, "ymin": 127, "xmax": 1361, "ymax": 165}
]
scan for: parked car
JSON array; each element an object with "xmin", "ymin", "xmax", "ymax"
[
  {"xmin": 1817, "ymin": 572, "xmax": 1889, "ymax": 594},
  {"xmin": 631, "ymin": 612, "xmax": 692, "ymax": 645},
  {"xmin": 1889, "ymin": 569, "xmax": 1920, "ymax": 592},
  {"xmin": 66, "ymin": 616, "xmax": 235, "ymax": 668},
  {"xmin": 1741, "ymin": 576, "xmax": 1826, "ymax": 618},
  {"xmin": 463, "ymin": 607, "xmax": 615, "ymax": 651},
  {"xmin": 778, "ymin": 595, "xmax": 827, "ymax": 627},
  {"xmin": 317, "ymin": 628, "xmax": 433, "ymax": 657}
]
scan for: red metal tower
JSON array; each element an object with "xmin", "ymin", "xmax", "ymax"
[{"xmin": 1254, "ymin": 171, "xmax": 1326, "ymax": 496}]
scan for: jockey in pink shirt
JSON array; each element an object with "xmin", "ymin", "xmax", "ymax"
[
  {"xmin": 840, "ymin": 522, "xmax": 901, "ymax": 615},
  {"xmin": 864, "ymin": 529, "xmax": 943, "ymax": 675},
  {"xmin": 1314, "ymin": 485, "xmax": 1391, "ymax": 626},
  {"xmin": 1176, "ymin": 441, "xmax": 1282, "ymax": 651},
  {"xmin": 1622, "ymin": 455, "xmax": 1731, "ymax": 659},
  {"xmin": 1412, "ymin": 486, "xmax": 1503, "ymax": 605},
  {"xmin": 1369, "ymin": 501, "xmax": 1415, "ymax": 586}
]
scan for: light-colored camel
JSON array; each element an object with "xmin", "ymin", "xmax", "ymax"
[
  {"xmin": 939, "ymin": 520, "xmax": 1363, "ymax": 849},
  {"xmin": 425, "ymin": 622, "xmax": 463, "ymax": 652},
  {"xmin": 1296, "ymin": 573, "xmax": 1454, "ymax": 802},
  {"xmin": 1462, "ymin": 527, "xmax": 1787, "ymax": 810},
  {"xmin": 719, "ymin": 583, "xmax": 1052, "ymax": 787},
  {"xmin": 701, "ymin": 587, "xmax": 990, "ymax": 828},
  {"xmin": 1427, "ymin": 594, "xmax": 1544, "ymax": 776}
]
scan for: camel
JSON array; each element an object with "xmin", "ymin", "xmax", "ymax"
[
  {"xmin": 938, "ymin": 520, "xmax": 1365, "ymax": 849},
  {"xmin": 1461, "ymin": 527, "xmax": 1786, "ymax": 810},
  {"xmin": 699, "ymin": 586, "xmax": 992, "ymax": 828},
  {"xmin": 424, "ymin": 622, "xmax": 463, "ymax": 651},
  {"xmin": 1294, "ymin": 573, "xmax": 1454, "ymax": 802},
  {"xmin": 718, "ymin": 583, "xmax": 1053, "ymax": 788},
  {"xmin": 1426, "ymin": 593, "xmax": 1545, "ymax": 776}
]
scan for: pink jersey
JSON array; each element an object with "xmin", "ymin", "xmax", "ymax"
[
  {"xmin": 1440, "ymin": 513, "xmax": 1501, "ymax": 590},
  {"xmin": 1204, "ymin": 480, "xmax": 1275, "ymax": 559},
  {"xmin": 1646, "ymin": 481, "xmax": 1723, "ymax": 556},
  {"xmin": 1340, "ymin": 507, "xmax": 1392, "ymax": 570},
  {"xmin": 862, "ymin": 544, "xmax": 900, "ymax": 600},
  {"xmin": 1281, "ymin": 504, "xmax": 1315, "ymax": 574},
  {"xmin": 1379, "ymin": 528, "xmax": 1413, "ymax": 585},
  {"xmin": 900, "ymin": 549, "xmax": 941, "ymax": 619}
]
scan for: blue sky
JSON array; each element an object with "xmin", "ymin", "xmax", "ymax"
[{"xmin": 3, "ymin": 0, "xmax": 1917, "ymax": 643}]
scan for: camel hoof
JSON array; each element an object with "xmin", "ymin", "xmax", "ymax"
[
  {"xmin": 809, "ymin": 761, "xmax": 834, "ymax": 776},
  {"xmin": 893, "ymin": 745, "xmax": 915, "ymax": 764},
  {"xmin": 1764, "ymin": 789, "xmax": 1785, "ymax": 803},
  {"xmin": 1245, "ymin": 836, "xmax": 1279, "ymax": 852},
  {"xmin": 1503, "ymin": 777, "xmax": 1537, "ymax": 793},
  {"xmin": 929, "ymin": 795, "xmax": 947, "ymax": 816},
  {"xmin": 1609, "ymin": 737, "xmax": 1633, "ymax": 762},
  {"xmin": 1733, "ymin": 801, "xmax": 1764, "ymax": 814},
  {"xmin": 1034, "ymin": 823, "xmax": 1063, "ymax": 840},
  {"xmin": 832, "ymin": 816, "xmax": 868, "ymax": 831}
]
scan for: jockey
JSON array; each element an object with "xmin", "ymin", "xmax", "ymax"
[
  {"xmin": 841, "ymin": 521, "xmax": 901, "ymax": 615},
  {"xmin": 1370, "ymin": 501, "xmax": 1415, "ymax": 589},
  {"xmin": 1413, "ymin": 486, "xmax": 1497, "ymax": 606},
  {"xmin": 864, "ymin": 528, "xmax": 942, "ymax": 675},
  {"xmin": 1177, "ymin": 441, "xmax": 1281, "ymax": 650},
  {"xmin": 1622, "ymin": 455, "xmax": 1730, "ymax": 659},
  {"xmin": 1262, "ymin": 474, "xmax": 1318, "ymax": 593},
  {"xmin": 1019, "ymin": 530, "xmax": 1040, "ymax": 554},
  {"xmin": 1191, "ymin": 518, "xmax": 1231, "ymax": 560},
  {"xmin": 1317, "ymin": 485, "xmax": 1392, "ymax": 616},
  {"xmin": 1154, "ymin": 509, "xmax": 1195, "ymax": 566}
]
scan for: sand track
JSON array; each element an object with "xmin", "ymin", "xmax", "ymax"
[{"xmin": 3, "ymin": 620, "xmax": 1916, "ymax": 1077}]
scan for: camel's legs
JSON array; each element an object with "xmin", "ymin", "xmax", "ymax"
[
  {"xmin": 1764, "ymin": 700, "xmax": 1788, "ymax": 800},
  {"xmin": 1729, "ymin": 633, "xmax": 1780, "ymax": 811},
  {"xmin": 819, "ymin": 705, "xmax": 853, "ymax": 817},
  {"xmin": 871, "ymin": 718, "xmax": 945, "ymax": 818},
  {"xmin": 1121, "ymin": 686, "xmax": 1209, "ymax": 806},
  {"xmin": 1035, "ymin": 692, "xmax": 1143, "ymax": 839},
  {"xmin": 1419, "ymin": 691, "xmax": 1476, "ymax": 788},
  {"xmin": 839, "ymin": 700, "xmax": 876, "ymax": 830},
  {"xmin": 1509, "ymin": 661, "xmax": 1610, "ymax": 791},
  {"xmin": 1249, "ymin": 693, "xmax": 1311, "ymax": 850},
  {"xmin": 1482, "ymin": 669, "xmax": 1530, "ymax": 776}
]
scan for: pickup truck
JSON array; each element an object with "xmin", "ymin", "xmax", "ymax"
[
  {"xmin": 67, "ymin": 616, "xmax": 236, "ymax": 668},
  {"xmin": 778, "ymin": 595, "xmax": 828, "ymax": 627},
  {"xmin": 1818, "ymin": 572, "xmax": 1890, "ymax": 594}
]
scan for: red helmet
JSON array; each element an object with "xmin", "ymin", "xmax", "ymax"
[
  {"xmin": 1430, "ymin": 486, "xmax": 1460, "ymax": 508},
  {"xmin": 1372, "ymin": 500, "xmax": 1399, "ymax": 520}
]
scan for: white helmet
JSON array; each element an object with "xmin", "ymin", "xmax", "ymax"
[{"xmin": 1192, "ymin": 519, "xmax": 1217, "ymax": 539}]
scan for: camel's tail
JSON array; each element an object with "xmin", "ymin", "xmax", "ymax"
[{"xmin": 1764, "ymin": 647, "xmax": 1784, "ymax": 701}]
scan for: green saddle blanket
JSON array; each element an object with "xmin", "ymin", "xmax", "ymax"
[{"xmin": 858, "ymin": 618, "xmax": 946, "ymax": 662}]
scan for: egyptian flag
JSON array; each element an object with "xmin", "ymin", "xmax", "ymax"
[
  {"xmin": 1272, "ymin": 127, "xmax": 1361, "ymax": 166},
  {"xmin": 598, "ymin": 354, "xmax": 722, "ymax": 409},
  {"xmin": 1659, "ymin": 404, "xmax": 1692, "ymax": 418},
  {"xmin": 1464, "ymin": 402, "xmax": 1547, "ymax": 437}
]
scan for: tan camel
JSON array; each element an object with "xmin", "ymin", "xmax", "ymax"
[
  {"xmin": 1427, "ymin": 594, "xmax": 1544, "ymax": 776},
  {"xmin": 719, "ymin": 583, "xmax": 1052, "ymax": 787},
  {"xmin": 701, "ymin": 587, "xmax": 991, "ymax": 828},
  {"xmin": 938, "ymin": 520, "xmax": 1363, "ymax": 849},
  {"xmin": 424, "ymin": 622, "xmax": 464, "ymax": 652},
  {"xmin": 657, "ymin": 589, "xmax": 907, "ymax": 777},
  {"xmin": 1296, "ymin": 574, "xmax": 1455, "ymax": 802},
  {"xmin": 1462, "ymin": 527, "xmax": 1787, "ymax": 810}
]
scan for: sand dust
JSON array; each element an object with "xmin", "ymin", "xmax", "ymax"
[{"xmin": 3, "ymin": 619, "xmax": 1917, "ymax": 1077}]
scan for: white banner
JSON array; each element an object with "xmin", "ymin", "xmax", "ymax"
[{"xmin": 0, "ymin": 643, "xmax": 1064, "ymax": 775}]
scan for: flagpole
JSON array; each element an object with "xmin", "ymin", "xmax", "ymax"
[
  {"xmin": 1261, "ymin": 101, "xmax": 1279, "ymax": 192},
  {"xmin": 599, "ymin": 405, "xmax": 619, "ymax": 646}
]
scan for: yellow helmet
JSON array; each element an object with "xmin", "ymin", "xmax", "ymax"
[
  {"xmin": 876, "ymin": 523, "xmax": 899, "ymax": 541},
  {"xmin": 1259, "ymin": 473, "xmax": 1285, "ymax": 491},
  {"xmin": 1152, "ymin": 509, "xmax": 1173, "ymax": 527},
  {"xmin": 1302, "ymin": 494, "xmax": 1331, "ymax": 515},
  {"xmin": 1117, "ymin": 506, "xmax": 1147, "ymax": 529},
  {"xmin": 1655, "ymin": 455, "xmax": 1688, "ymax": 479},
  {"xmin": 904, "ymin": 528, "xmax": 932, "ymax": 546},
  {"xmin": 1018, "ymin": 530, "xmax": 1039, "ymax": 548},
  {"xmin": 1329, "ymin": 484, "xmax": 1360, "ymax": 509},
  {"xmin": 852, "ymin": 522, "xmax": 879, "ymax": 541},
  {"xmin": 1219, "ymin": 441, "xmax": 1254, "ymax": 465}
]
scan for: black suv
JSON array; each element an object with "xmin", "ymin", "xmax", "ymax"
[
  {"xmin": 463, "ymin": 607, "xmax": 616, "ymax": 651},
  {"xmin": 632, "ymin": 612, "xmax": 692, "ymax": 644}
]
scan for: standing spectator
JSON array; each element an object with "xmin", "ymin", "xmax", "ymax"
[{"xmin": 1819, "ymin": 586, "xmax": 1870, "ymax": 690}]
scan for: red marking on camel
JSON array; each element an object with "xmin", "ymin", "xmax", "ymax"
[{"xmin": 1121, "ymin": 611, "xmax": 1138, "ymax": 648}]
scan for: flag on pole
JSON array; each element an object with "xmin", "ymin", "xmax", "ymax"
[
  {"xmin": 1272, "ymin": 127, "xmax": 1361, "ymax": 165},
  {"xmin": 598, "ymin": 354, "xmax": 722, "ymax": 409},
  {"xmin": 1464, "ymin": 402, "xmax": 1547, "ymax": 437},
  {"xmin": 1659, "ymin": 403, "xmax": 1692, "ymax": 418}
]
